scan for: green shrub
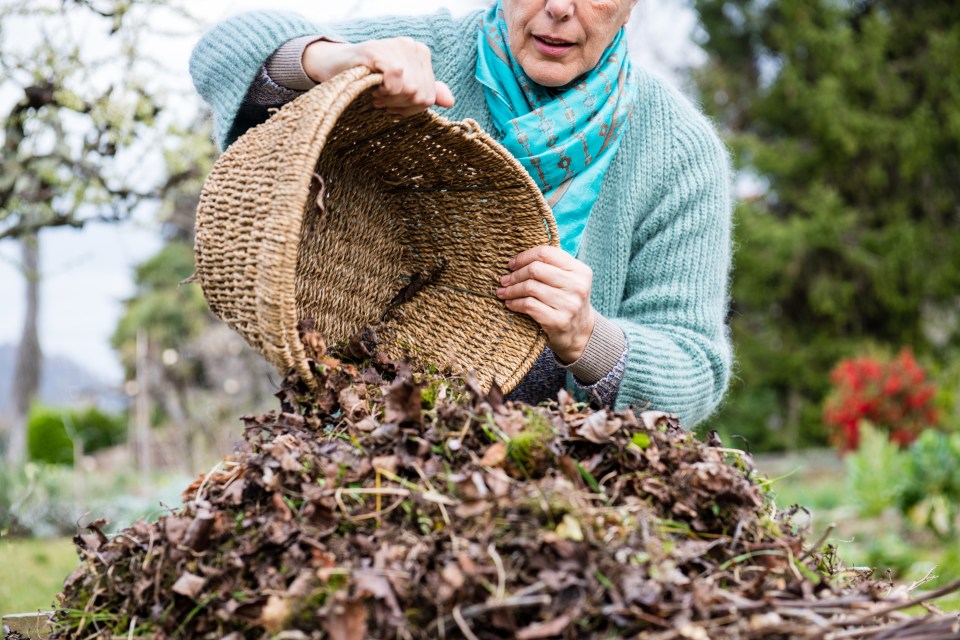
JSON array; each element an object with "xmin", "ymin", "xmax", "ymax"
[
  {"xmin": 845, "ymin": 423, "xmax": 906, "ymax": 517},
  {"xmin": 847, "ymin": 424, "xmax": 960, "ymax": 538},
  {"xmin": 27, "ymin": 408, "xmax": 74, "ymax": 465},
  {"xmin": 898, "ymin": 430, "xmax": 960, "ymax": 539},
  {"xmin": 27, "ymin": 405, "xmax": 126, "ymax": 465}
]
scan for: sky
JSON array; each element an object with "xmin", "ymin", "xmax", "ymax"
[{"xmin": 0, "ymin": 0, "xmax": 702, "ymax": 384}]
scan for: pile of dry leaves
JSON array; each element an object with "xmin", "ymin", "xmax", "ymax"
[{"xmin": 50, "ymin": 327, "xmax": 960, "ymax": 639}]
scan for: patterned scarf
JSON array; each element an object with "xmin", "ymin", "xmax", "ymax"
[{"xmin": 475, "ymin": 0, "xmax": 636, "ymax": 256}]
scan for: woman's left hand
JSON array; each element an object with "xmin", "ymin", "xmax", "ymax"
[{"xmin": 496, "ymin": 245, "xmax": 596, "ymax": 364}]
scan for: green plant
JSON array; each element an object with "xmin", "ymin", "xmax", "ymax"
[
  {"xmin": 26, "ymin": 405, "xmax": 126, "ymax": 465},
  {"xmin": 897, "ymin": 430, "xmax": 960, "ymax": 539},
  {"xmin": 844, "ymin": 423, "xmax": 906, "ymax": 517},
  {"xmin": 846, "ymin": 424, "xmax": 960, "ymax": 539}
]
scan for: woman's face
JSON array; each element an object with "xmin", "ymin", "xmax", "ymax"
[{"xmin": 503, "ymin": 0, "xmax": 636, "ymax": 88}]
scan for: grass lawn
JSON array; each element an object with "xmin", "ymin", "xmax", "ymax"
[{"xmin": 0, "ymin": 537, "xmax": 78, "ymax": 615}]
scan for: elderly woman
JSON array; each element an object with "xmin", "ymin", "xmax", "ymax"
[{"xmin": 190, "ymin": 0, "xmax": 732, "ymax": 428}]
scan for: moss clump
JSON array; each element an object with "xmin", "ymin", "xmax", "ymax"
[{"xmin": 506, "ymin": 411, "xmax": 554, "ymax": 476}]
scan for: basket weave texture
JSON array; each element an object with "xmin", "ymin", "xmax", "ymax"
[{"xmin": 194, "ymin": 67, "xmax": 558, "ymax": 392}]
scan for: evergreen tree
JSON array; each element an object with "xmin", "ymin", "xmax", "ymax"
[{"xmin": 691, "ymin": 0, "xmax": 960, "ymax": 450}]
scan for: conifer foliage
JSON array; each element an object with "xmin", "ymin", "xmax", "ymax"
[{"xmin": 692, "ymin": 0, "xmax": 960, "ymax": 449}]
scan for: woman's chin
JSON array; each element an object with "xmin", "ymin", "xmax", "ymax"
[{"xmin": 522, "ymin": 62, "xmax": 581, "ymax": 89}]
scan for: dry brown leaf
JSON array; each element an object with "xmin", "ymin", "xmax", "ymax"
[
  {"xmin": 639, "ymin": 410, "xmax": 680, "ymax": 430},
  {"xmin": 555, "ymin": 513, "xmax": 583, "ymax": 542},
  {"xmin": 259, "ymin": 595, "xmax": 291, "ymax": 634},
  {"xmin": 354, "ymin": 571, "xmax": 402, "ymax": 617},
  {"xmin": 576, "ymin": 410, "xmax": 621, "ymax": 443},
  {"xmin": 371, "ymin": 455, "xmax": 398, "ymax": 476},
  {"xmin": 480, "ymin": 441, "xmax": 507, "ymax": 467},
  {"xmin": 338, "ymin": 386, "xmax": 367, "ymax": 418},
  {"xmin": 384, "ymin": 370, "xmax": 422, "ymax": 427},
  {"xmin": 324, "ymin": 597, "xmax": 368, "ymax": 640},
  {"xmin": 171, "ymin": 572, "xmax": 206, "ymax": 600},
  {"xmin": 441, "ymin": 563, "xmax": 465, "ymax": 589}
]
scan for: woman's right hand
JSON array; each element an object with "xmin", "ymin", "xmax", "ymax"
[{"xmin": 302, "ymin": 38, "xmax": 455, "ymax": 117}]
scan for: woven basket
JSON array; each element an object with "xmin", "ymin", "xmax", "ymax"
[{"xmin": 194, "ymin": 66, "xmax": 558, "ymax": 392}]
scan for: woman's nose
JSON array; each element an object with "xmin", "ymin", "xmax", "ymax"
[{"xmin": 544, "ymin": 0, "xmax": 575, "ymax": 21}]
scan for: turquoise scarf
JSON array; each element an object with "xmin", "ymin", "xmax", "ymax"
[{"xmin": 475, "ymin": 1, "xmax": 636, "ymax": 256}]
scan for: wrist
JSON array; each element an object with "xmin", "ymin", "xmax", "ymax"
[
  {"xmin": 555, "ymin": 308, "xmax": 597, "ymax": 363},
  {"xmin": 553, "ymin": 313, "xmax": 627, "ymax": 385},
  {"xmin": 302, "ymin": 40, "xmax": 358, "ymax": 83}
]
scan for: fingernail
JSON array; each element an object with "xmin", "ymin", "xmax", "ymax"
[
  {"xmin": 496, "ymin": 287, "xmax": 505, "ymax": 297},
  {"xmin": 500, "ymin": 274, "xmax": 509, "ymax": 285},
  {"xmin": 508, "ymin": 258, "xmax": 515, "ymax": 269}
]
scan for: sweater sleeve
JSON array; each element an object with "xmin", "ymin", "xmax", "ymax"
[
  {"xmin": 189, "ymin": 10, "xmax": 465, "ymax": 150},
  {"xmin": 609, "ymin": 107, "xmax": 733, "ymax": 428}
]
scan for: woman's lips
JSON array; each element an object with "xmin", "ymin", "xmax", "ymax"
[{"xmin": 533, "ymin": 35, "xmax": 574, "ymax": 57}]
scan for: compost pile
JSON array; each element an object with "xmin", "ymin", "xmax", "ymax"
[{"xmin": 52, "ymin": 327, "xmax": 960, "ymax": 639}]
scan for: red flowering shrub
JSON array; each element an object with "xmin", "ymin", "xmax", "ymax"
[{"xmin": 823, "ymin": 349, "xmax": 940, "ymax": 452}]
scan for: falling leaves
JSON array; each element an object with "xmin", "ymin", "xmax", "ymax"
[
  {"xmin": 383, "ymin": 365, "xmax": 423, "ymax": 428},
  {"xmin": 297, "ymin": 317, "xmax": 327, "ymax": 361},
  {"xmin": 345, "ymin": 326, "xmax": 378, "ymax": 361}
]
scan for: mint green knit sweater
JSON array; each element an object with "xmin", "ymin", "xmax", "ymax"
[{"xmin": 189, "ymin": 9, "xmax": 733, "ymax": 428}]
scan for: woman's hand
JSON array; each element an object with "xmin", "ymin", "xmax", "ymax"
[
  {"xmin": 302, "ymin": 38, "xmax": 455, "ymax": 116},
  {"xmin": 497, "ymin": 246, "xmax": 597, "ymax": 363}
]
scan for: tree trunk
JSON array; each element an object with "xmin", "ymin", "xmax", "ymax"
[
  {"xmin": 134, "ymin": 328, "xmax": 152, "ymax": 489},
  {"xmin": 8, "ymin": 232, "xmax": 42, "ymax": 467}
]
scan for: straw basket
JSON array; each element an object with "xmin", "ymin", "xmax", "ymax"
[{"xmin": 193, "ymin": 66, "xmax": 558, "ymax": 392}]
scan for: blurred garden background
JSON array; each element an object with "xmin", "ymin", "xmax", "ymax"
[{"xmin": 1, "ymin": 0, "xmax": 959, "ymax": 618}]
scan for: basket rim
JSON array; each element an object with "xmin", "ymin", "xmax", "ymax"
[
  {"xmin": 227, "ymin": 66, "xmax": 560, "ymax": 391},
  {"xmin": 269, "ymin": 67, "xmax": 384, "ymax": 388}
]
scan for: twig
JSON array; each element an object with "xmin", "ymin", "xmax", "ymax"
[
  {"xmin": 452, "ymin": 605, "xmax": 480, "ymax": 640},
  {"xmin": 488, "ymin": 543, "xmax": 506, "ymax": 601},
  {"xmin": 426, "ymin": 594, "xmax": 551, "ymax": 635},
  {"xmin": 768, "ymin": 596, "xmax": 874, "ymax": 609},
  {"xmin": 192, "ymin": 460, "xmax": 224, "ymax": 505},
  {"xmin": 846, "ymin": 578, "xmax": 960, "ymax": 625},
  {"xmin": 778, "ymin": 606, "xmax": 832, "ymax": 628},
  {"xmin": 798, "ymin": 524, "xmax": 836, "ymax": 562},
  {"xmin": 333, "ymin": 486, "xmax": 410, "ymax": 522},
  {"xmin": 908, "ymin": 567, "xmax": 940, "ymax": 593},
  {"xmin": 375, "ymin": 468, "xmax": 382, "ymax": 526},
  {"xmin": 413, "ymin": 462, "xmax": 451, "ymax": 525}
]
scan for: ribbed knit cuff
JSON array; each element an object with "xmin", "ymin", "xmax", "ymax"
[
  {"xmin": 266, "ymin": 35, "xmax": 328, "ymax": 91},
  {"xmin": 554, "ymin": 314, "xmax": 627, "ymax": 385}
]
